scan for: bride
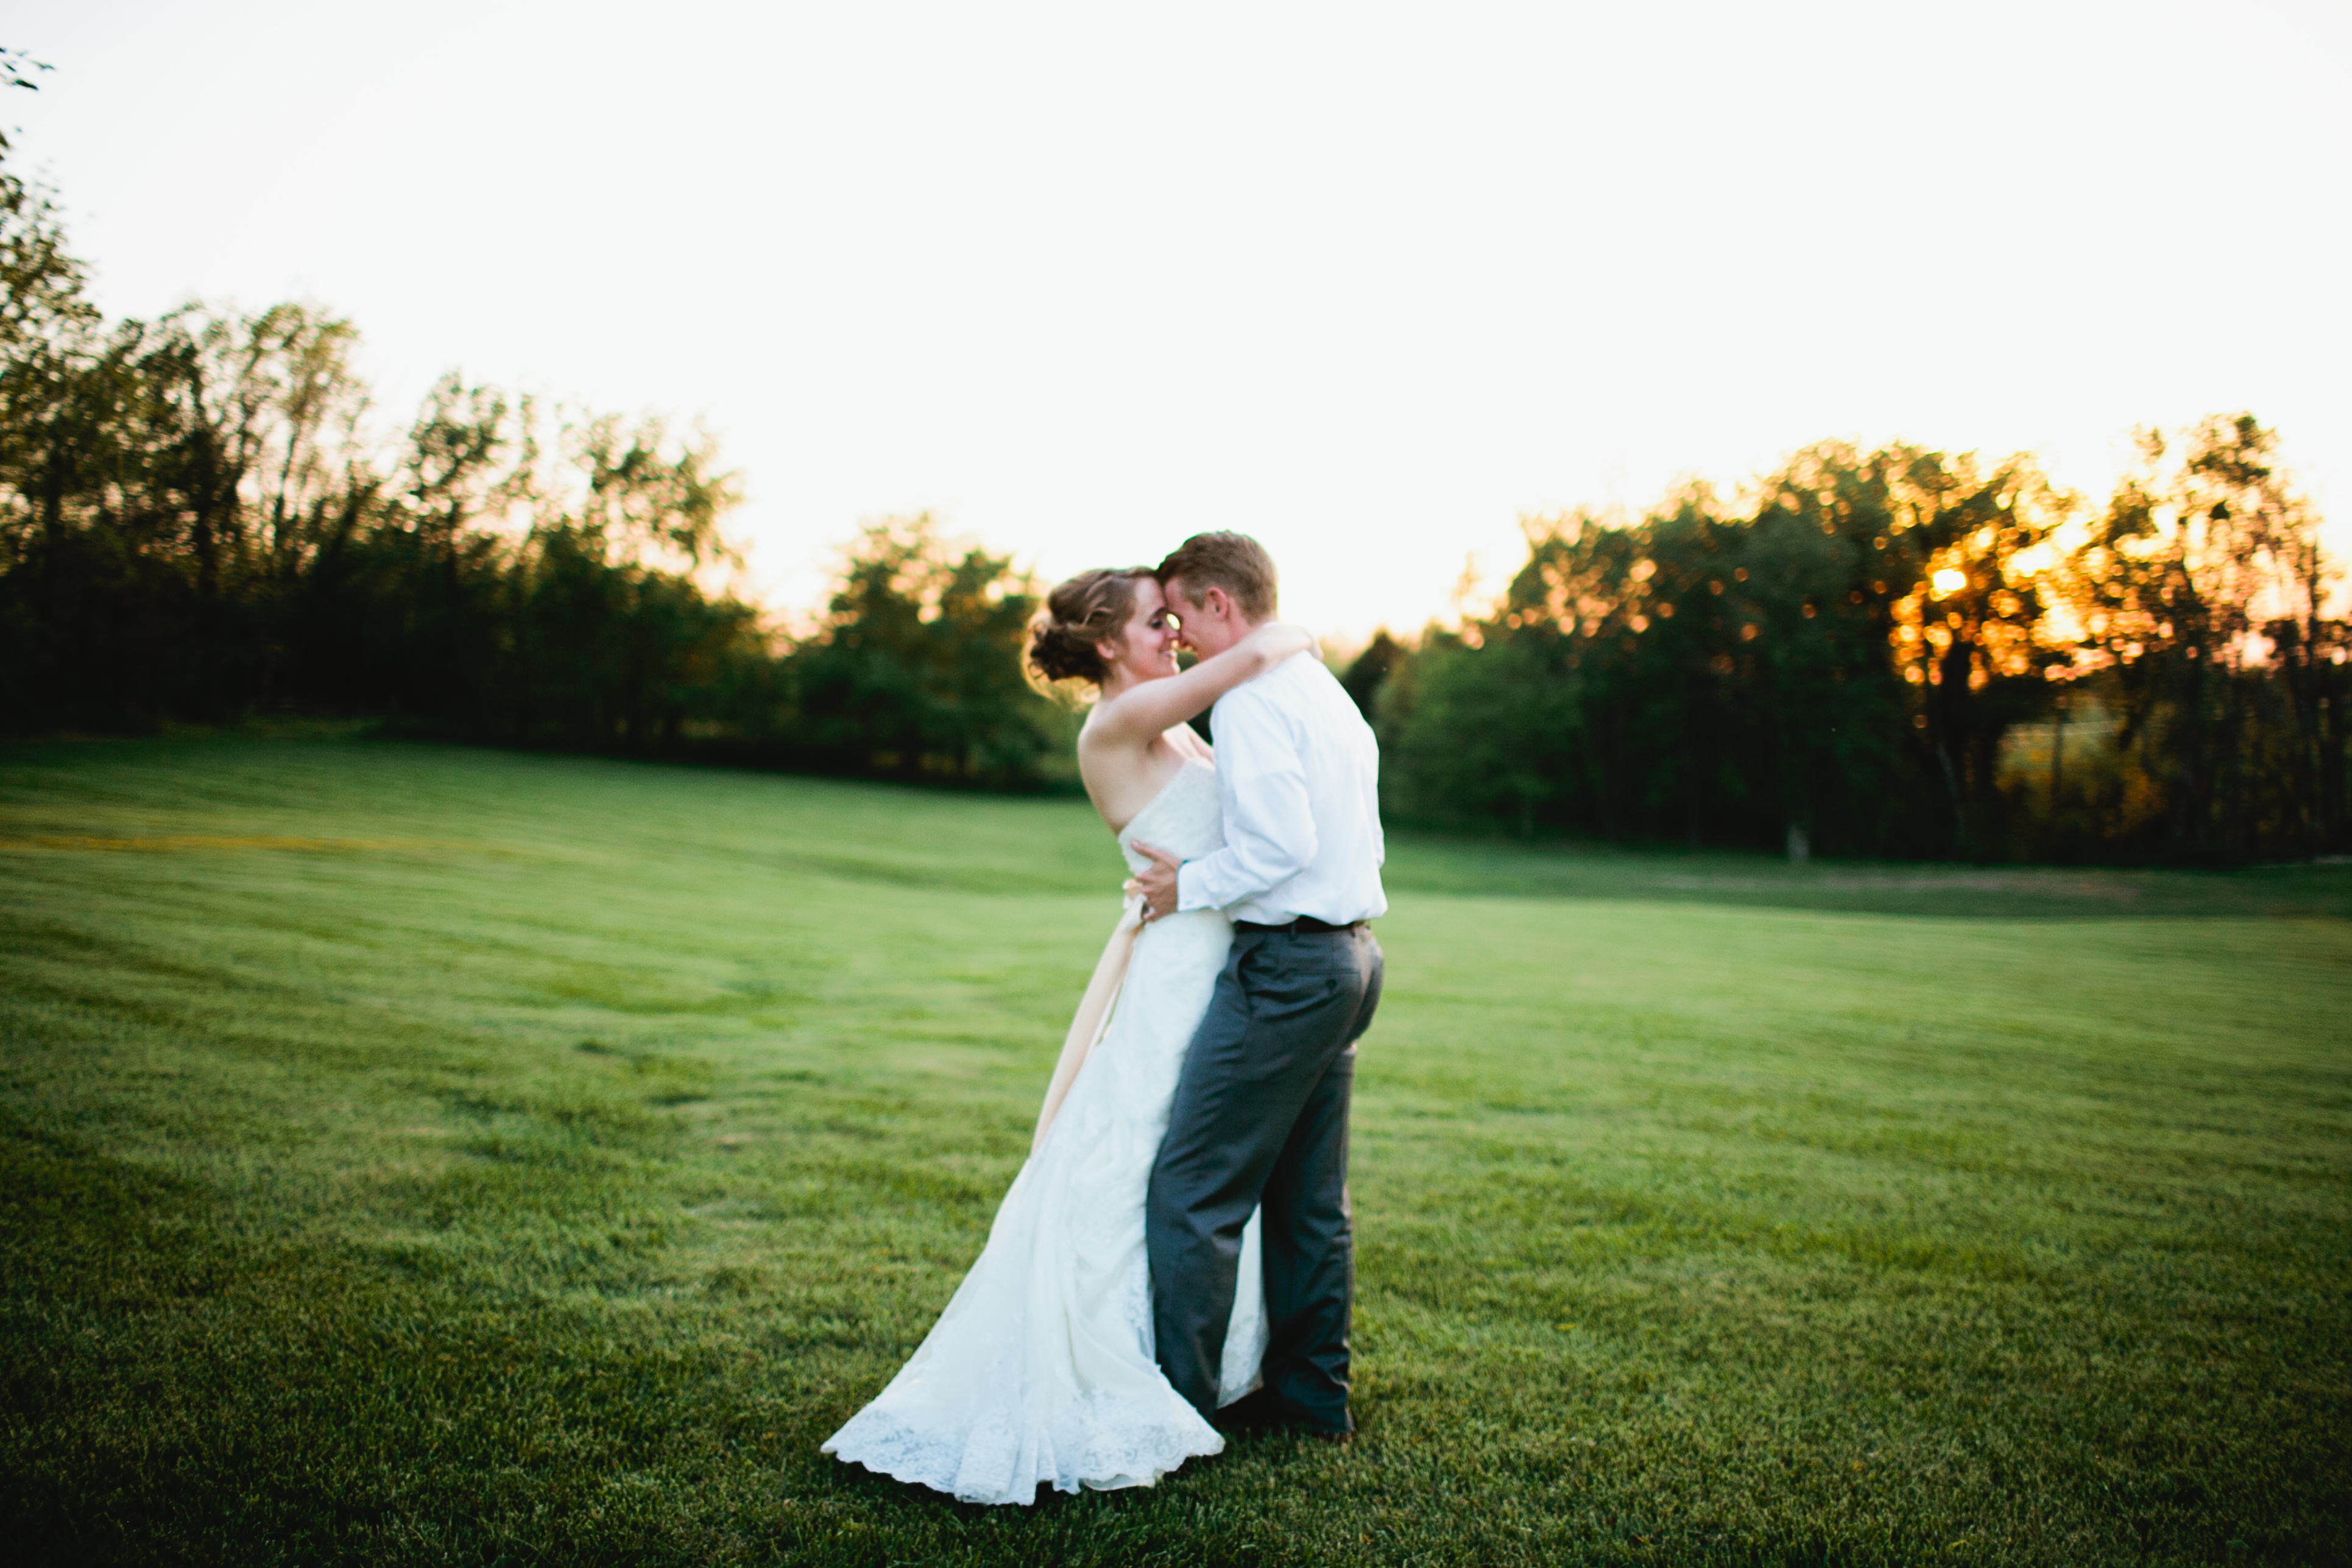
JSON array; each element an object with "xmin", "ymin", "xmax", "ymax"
[{"xmin": 821, "ymin": 567, "xmax": 1318, "ymax": 1505}]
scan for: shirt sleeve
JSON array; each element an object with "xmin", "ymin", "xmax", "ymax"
[{"xmin": 1174, "ymin": 687, "xmax": 1317, "ymax": 913}]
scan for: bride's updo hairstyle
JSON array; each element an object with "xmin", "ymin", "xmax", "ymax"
[{"xmin": 1025, "ymin": 567, "xmax": 1156, "ymax": 697}]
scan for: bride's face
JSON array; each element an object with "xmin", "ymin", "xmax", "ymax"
[{"xmin": 1101, "ymin": 577, "xmax": 1181, "ymax": 684}]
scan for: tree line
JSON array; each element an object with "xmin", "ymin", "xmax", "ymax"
[
  {"xmin": 0, "ymin": 141, "xmax": 1061, "ymax": 785},
  {"xmin": 4, "ymin": 133, "xmax": 2343, "ymax": 860},
  {"xmin": 1358, "ymin": 431, "xmax": 2348, "ymax": 862}
]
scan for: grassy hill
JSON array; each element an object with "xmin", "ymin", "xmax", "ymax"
[{"xmin": 2, "ymin": 735, "xmax": 2346, "ymax": 1566}]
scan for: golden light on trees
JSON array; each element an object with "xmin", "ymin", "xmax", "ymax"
[{"xmin": 1931, "ymin": 568, "xmax": 1968, "ymax": 598}]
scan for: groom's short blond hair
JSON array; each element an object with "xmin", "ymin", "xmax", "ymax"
[{"xmin": 1157, "ymin": 532, "xmax": 1279, "ymax": 622}]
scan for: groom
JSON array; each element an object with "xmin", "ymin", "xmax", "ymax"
[{"xmin": 1130, "ymin": 531, "xmax": 1386, "ymax": 1439}]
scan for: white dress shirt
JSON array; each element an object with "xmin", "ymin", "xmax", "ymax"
[{"xmin": 1174, "ymin": 651, "xmax": 1388, "ymax": 926}]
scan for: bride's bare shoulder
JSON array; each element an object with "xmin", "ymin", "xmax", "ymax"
[
  {"xmin": 1075, "ymin": 705, "xmax": 1129, "ymax": 768},
  {"xmin": 1076, "ymin": 719, "xmax": 1198, "ymax": 832}
]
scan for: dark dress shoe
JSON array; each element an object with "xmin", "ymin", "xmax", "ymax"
[
  {"xmin": 1212, "ymin": 1390, "xmax": 1287, "ymax": 1433},
  {"xmin": 1214, "ymin": 1390, "xmax": 1352, "ymax": 1439}
]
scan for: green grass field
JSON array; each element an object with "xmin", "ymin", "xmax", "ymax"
[{"xmin": 2, "ymin": 735, "xmax": 2347, "ymax": 1566}]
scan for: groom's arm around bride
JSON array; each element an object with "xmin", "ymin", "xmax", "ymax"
[{"xmin": 1130, "ymin": 531, "xmax": 1386, "ymax": 1438}]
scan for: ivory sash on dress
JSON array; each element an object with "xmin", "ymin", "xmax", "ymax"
[{"xmin": 1033, "ymin": 897, "xmax": 1144, "ymax": 1152}]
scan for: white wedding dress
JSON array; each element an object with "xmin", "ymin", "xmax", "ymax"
[{"xmin": 822, "ymin": 759, "xmax": 1266, "ymax": 1505}]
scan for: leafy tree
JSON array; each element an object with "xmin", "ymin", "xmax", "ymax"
[
  {"xmin": 568, "ymin": 412, "xmax": 741, "ymax": 568},
  {"xmin": 1340, "ymin": 629, "xmax": 1404, "ymax": 716},
  {"xmin": 782, "ymin": 516, "xmax": 1058, "ymax": 782},
  {"xmin": 2060, "ymin": 415, "xmax": 2345, "ymax": 855}
]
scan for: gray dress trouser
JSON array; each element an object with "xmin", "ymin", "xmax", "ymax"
[{"xmin": 1145, "ymin": 922, "xmax": 1385, "ymax": 1432}]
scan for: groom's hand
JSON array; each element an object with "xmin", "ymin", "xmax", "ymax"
[{"xmin": 1131, "ymin": 842, "xmax": 1182, "ymax": 923}]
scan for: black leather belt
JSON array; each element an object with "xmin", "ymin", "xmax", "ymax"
[{"xmin": 1234, "ymin": 916, "xmax": 1367, "ymax": 935}]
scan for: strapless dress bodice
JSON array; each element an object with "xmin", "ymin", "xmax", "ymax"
[{"xmin": 1117, "ymin": 760, "xmax": 1224, "ymax": 873}]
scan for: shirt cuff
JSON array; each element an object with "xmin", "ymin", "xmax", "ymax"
[{"xmin": 1174, "ymin": 859, "xmax": 1209, "ymax": 912}]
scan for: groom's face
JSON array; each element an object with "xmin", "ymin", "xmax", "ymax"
[{"xmin": 1162, "ymin": 581, "xmax": 1246, "ymax": 659}]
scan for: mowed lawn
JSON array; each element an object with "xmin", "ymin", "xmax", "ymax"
[{"xmin": 2, "ymin": 736, "xmax": 2347, "ymax": 1567}]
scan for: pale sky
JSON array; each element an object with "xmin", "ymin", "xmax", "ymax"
[{"xmin": 12, "ymin": 1, "xmax": 2350, "ymax": 637}]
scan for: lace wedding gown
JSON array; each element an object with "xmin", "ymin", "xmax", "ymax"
[{"xmin": 822, "ymin": 760, "xmax": 1266, "ymax": 1505}]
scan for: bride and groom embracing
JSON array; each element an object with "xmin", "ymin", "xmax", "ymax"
[{"xmin": 824, "ymin": 531, "xmax": 1386, "ymax": 1505}]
